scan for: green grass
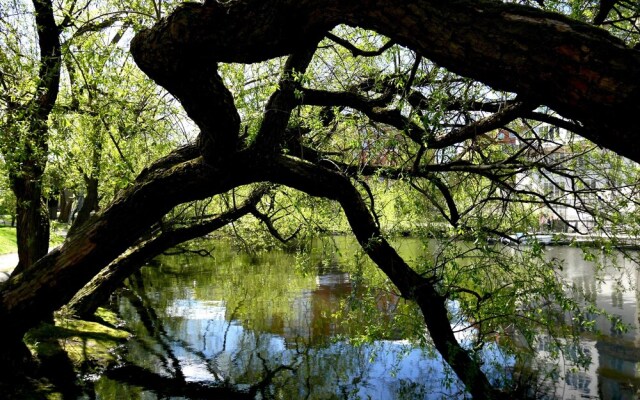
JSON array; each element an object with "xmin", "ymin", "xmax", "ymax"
[
  {"xmin": 0, "ymin": 223, "xmax": 68, "ymax": 255},
  {"xmin": 0, "ymin": 226, "xmax": 17, "ymax": 254},
  {"xmin": 26, "ymin": 310, "xmax": 130, "ymax": 367}
]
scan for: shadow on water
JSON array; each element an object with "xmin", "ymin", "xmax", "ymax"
[{"xmin": 35, "ymin": 339, "xmax": 84, "ymax": 399}]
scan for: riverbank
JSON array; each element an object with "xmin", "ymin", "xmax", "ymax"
[
  {"xmin": 555, "ymin": 232, "xmax": 640, "ymax": 249},
  {"xmin": 0, "ymin": 224, "xmax": 67, "ymax": 281},
  {"xmin": 0, "ymin": 307, "xmax": 131, "ymax": 399},
  {"xmin": 505, "ymin": 232, "xmax": 640, "ymax": 250}
]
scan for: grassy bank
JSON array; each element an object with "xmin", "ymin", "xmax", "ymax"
[
  {"xmin": 0, "ymin": 226, "xmax": 17, "ymax": 254},
  {"xmin": 0, "ymin": 308, "xmax": 131, "ymax": 400},
  {"xmin": 0, "ymin": 223, "xmax": 68, "ymax": 256}
]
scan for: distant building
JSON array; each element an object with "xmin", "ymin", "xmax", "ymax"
[{"xmin": 492, "ymin": 123, "xmax": 638, "ymax": 234}]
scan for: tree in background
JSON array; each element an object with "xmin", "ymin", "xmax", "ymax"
[
  {"xmin": 0, "ymin": 0, "xmax": 60, "ymax": 272},
  {"xmin": 0, "ymin": 0, "xmax": 185, "ymax": 268}
]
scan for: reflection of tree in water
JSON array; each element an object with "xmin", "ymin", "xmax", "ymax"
[
  {"xmin": 595, "ymin": 340, "xmax": 640, "ymax": 400},
  {"xmin": 109, "ymin": 271, "xmax": 298, "ymax": 399},
  {"xmin": 103, "ymin": 258, "xmax": 440, "ymax": 399},
  {"xmin": 103, "ymin": 245, "xmax": 640, "ymax": 399},
  {"xmin": 565, "ymin": 370, "xmax": 591, "ymax": 393}
]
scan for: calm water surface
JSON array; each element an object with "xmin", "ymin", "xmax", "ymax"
[
  {"xmin": 91, "ymin": 238, "xmax": 640, "ymax": 399},
  {"xmin": 540, "ymin": 246, "xmax": 640, "ymax": 399}
]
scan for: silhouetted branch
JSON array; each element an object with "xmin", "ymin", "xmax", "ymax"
[{"xmin": 325, "ymin": 32, "xmax": 395, "ymax": 57}]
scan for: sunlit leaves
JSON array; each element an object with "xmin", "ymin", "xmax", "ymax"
[{"xmin": 37, "ymin": 0, "xmax": 188, "ymax": 204}]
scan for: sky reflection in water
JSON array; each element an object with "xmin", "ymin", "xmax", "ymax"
[
  {"xmin": 104, "ymin": 238, "xmax": 514, "ymax": 399},
  {"xmin": 96, "ymin": 239, "xmax": 640, "ymax": 399}
]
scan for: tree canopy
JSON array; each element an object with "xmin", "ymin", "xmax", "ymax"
[{"xmin": 1, "ymin": 0, "xmax": 639, "ymax": 398}]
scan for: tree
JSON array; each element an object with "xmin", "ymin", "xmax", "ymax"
[
  {"xmin": 49, "ymin": 21, "xmax": 185, "ymax": 234},
  {"xmin": 64, "ymin": 187, "xmax": 269, "ymax": 318},
  {"xmin": 1, "ymin": 0, "xmax": 639, "ymax": 398},
  {"xmin": 0, "ymin": 0, "xmax": 60, "ymax": 272},
  {"xmin": 0, "ymin": 0, "xmax": 185, "ymax": 271}
]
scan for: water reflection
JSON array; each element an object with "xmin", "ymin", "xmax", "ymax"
[
  {"xmin": 93, "ymin": 240, "xmax": 640, "ymax": 399},
  {"xmin": 534, "ymin": 247, "xmax": 640, "ymax": 399},
  {"xmin": 98, "ymin": 239, "xmax": 496, "ymax": 399}
]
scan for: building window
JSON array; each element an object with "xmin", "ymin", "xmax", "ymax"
[{"xmin": 542, "ymin": 180, "xmax": 565, "ymax": 198}]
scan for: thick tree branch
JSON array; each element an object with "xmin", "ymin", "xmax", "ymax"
[
  {"xmin": 4, "ymin": 0, "xmax": 62, "ymax": 274},
  {"xmin": 136, "ymin": 144, "xmax": 200, "ymax": 182},
  {"xmin": 301, "ymin": 89, "xmax": 533, "ymax": 148},
  {"xmin": 31, "ymin": 0, "xmax": 62, "ymax": 117},
  {"xmin": 131, "ymin": 39, "xmax": 239, "ymax": 161},
  {"xmin": 300, "ymin": 87, "xmax": 425, "ymax": 144},
  {"xmin": 131, "ymin": 0, "xmax": 640, "ymax": 163},
  {"xmin": 521, "ymin": 111, "xmax": 586, "ymax": 135},
  {"xmin": 325, "ymin": 32, "xmax": 395, "ymax": 57},
  {"xmin": 264, "ymin": 155, "xmax": 504, "ymax": 399},
  {"xmin": 252, "ymin": 42, "xmax": 319, "ymax": 152},
  {"xmin": 408, "ymin": 92, "xmax": 517, "ymax": 114},
  {"xmin": 593, "ymin": 0, "xmax": 616, "ymax": 25},
  {"xmin": 0, "ymin": 151, "xmax": 261, "ymax": 335},
  {"xmin": 286, "ymin": 138, "xmax": 527, "ymax": 183},
  {"xmin": 429, "ymin": 102, "xmax": 536, "ymax": 149},
  {"xmin": 411, "ymin": 175, "xmax": 461, "ymax": 227},
  {"xmin": 71, "ymin": 16, "xmax": 120, "ymax": 39}
]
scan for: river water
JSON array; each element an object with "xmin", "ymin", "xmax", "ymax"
[
  {"xmin": 90, "ymin": 238, "xmax": 640, "ymax": 399},
  {"xmin": 538, "ymin": 246, "xmax": 640, "ymax": 399}
]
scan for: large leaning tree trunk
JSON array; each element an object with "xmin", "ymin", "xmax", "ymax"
[
  {"xmin": 2, "ymin": 0, "xmax": 61, "ymax": 274},
  {"xmin": 1, "ymin": 0, "xmax": 639, "ymax": 397},
  {"xmin": 64, "ymin": 187, "xmax": 267, "ymax": 318}
]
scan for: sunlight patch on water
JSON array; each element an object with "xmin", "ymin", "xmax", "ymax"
[{"xmin": 166, "ymin": 299, "xmax": 226, "ymax": 320}]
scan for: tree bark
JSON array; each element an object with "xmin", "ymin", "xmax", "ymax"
[
  {"xmin": 69, "ymin": 177, "xmax": 99, "ymax": 235},
  {"xmin": 10, "ymin": 176, "xmax": 50, "ymax": 276},
  {"xmin": 58, "ymin": 189, "xmax": 74, "ymax": 222},
  {"xmin": 1, "ymin": 0, "xmax": 639, "ymax": 395},
  {"xmin": 2, "ymin": 0, "xmax": 636, "ymax": 332},
  {"xmin": 76, "ymin": 177, "xmax": 99, "ymax": 225},
  {"xmin": 2, "ymin": 0, "xmax": 61, "ymax": 273},
  {"xmin": 0, "ymin": 151, "xmax": 260, "ymax": 339}
]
